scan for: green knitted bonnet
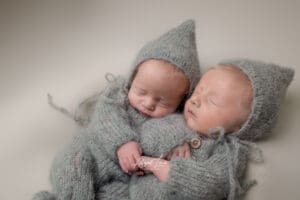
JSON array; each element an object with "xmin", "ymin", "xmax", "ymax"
[
  {"xmin": 129, "ymin": 19, "xmax": 201, "ymax": 96},
  {"xmin": 220, "ymin": 59, "xmax": 295, "ymax": 141}
]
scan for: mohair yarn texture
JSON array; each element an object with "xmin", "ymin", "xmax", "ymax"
[
  {"xmin": 220, "ymin": 59, "xmax": 295, "ymax": 141},
  {"xmin": 34, "ymin": 58, "xmax": 294, "ymax": 200},
  {"xmin": 130, "ymin": 19, "xmax": 201, "ymax": 96},
  {"xmin": 33, "ymin": 77, "xmax": 199, "ymax": 200},
  {"xmin": 33, "ymin": 19, "xmax": 201, "ymax": 200},
  {"xmin": 124, "ymin": 59, "xmax": 294, "ymax": 200},
  {"xmin": 46, "ymin": 19, "xmax": 201, "ymax": 126}
]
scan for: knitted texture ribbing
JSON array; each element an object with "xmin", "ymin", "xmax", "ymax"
[
  {"xmin": 89, "ymin": 77, "xmax": 146, "ymax": 161},
  {"xmin": 33, "ymin": 76, "xmax": 200, "ymax": 200},
  {"xmin": 34, "ymin": 19, "xmax": 203, "ymax": 200},
  {"xmin": 128, "ymin": 59, "xmax": 294, "ymax": 200},
  {"xmin": 128, "ymin": 133, "xmax": 249, "ymax": 200}
]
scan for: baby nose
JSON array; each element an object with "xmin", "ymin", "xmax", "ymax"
[
  {"xmin": 143, "ymin": 98, "xmax": 155, "ymax": 111},
  {"xmin": 191, "ymin": 96, "xmax": 201, "ymax": 107}
]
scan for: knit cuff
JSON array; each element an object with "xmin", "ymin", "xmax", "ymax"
[{"xmin": 162, "ymin": 157, "xmax": 227, "ymax": 199}]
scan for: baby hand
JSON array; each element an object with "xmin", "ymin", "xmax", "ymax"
[
  {"xmin": 137, "ymin": 156, "xmax": 170, "ymax": 182},
  {"xmin": 117, "ymin": 141, "xmax": 142, "ymax": 174},
  {"xmin": 166, "ymin": 142, "xmax": 191, "ymax": 160}
]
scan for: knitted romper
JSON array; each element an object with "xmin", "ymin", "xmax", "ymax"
[
  {"xmin": 38, "ymin": 77, "xmax": 198, "ymax": 200},
  {"xmin": 117, "ymin": 59, "xmax": 293, "ymax": 200},
  {"xmin": 33, "ymin": 19, "xmax": 201, "ymax": 200}
]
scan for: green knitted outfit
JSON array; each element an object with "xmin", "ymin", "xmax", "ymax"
[
  {"xmin": 33, "ymin": 20, "xmax": 201, "ymax": 200},
  {"xmin": 91, "ymin": 59, "xmax": 294, "ymax": 200},
  {"xmin": 123, "ymin": 59, "xmax": 294, "ymax": 200},
  {"xmin": 33, "ymin": 19, "xmax": 294, "ymax": 199}
]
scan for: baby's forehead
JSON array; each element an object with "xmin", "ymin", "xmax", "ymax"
[
  {"xmin": 200, "ymin": 64, "xmax": 253, "ymax": 94},
  {"xmin": 204, "ymin": 64, "xmax": 249, "ymax": 83}
]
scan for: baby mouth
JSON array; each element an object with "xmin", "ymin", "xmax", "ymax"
[
  {"xmin": 132, "ymin": 106, "xmax": 151, "ymax": 117},
  {"xmin": 187, "ymin": 109, "xmax": 196, "ymax": 118},
  {"xmin": 138, "ymin": 109, "xmax": 151, "ymax": 117}
]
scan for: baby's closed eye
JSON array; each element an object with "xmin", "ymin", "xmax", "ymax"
[
  {"xmin": 135, "ymin": 87, "xmax": 147, "ymax": 95},
  {"xmin": 208, "ymin": 97, "xmax": 219, "ymax": 106}
]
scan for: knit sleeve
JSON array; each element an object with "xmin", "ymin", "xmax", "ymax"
[
  {"xmin": 129, "ymin": 147, "xmax": 235, "ymax": 200},
  {"xmin": 162, "ymin": 142, "xmax": 250, "ymax": 200},
  {"xmin": 128, "ymin": 155, "xmax": 228, "ymax": 200},
  {"xmin": 129, "ymin": 137, "xmax": 250, "ymax": 200},
  {"xmin": 87, "ymin": 77, "xmax": 139, "ymax": 160},
  {"xmin": 132, "ymin": 158, "xmax": 228, "ymax": 200},
  {"xmin": 162, "ymin": 155, "xmax": 228, "ymax": 200},
  {"xmin": 139, "ymin": 114, "xmax": 198, "ymax": 158}
]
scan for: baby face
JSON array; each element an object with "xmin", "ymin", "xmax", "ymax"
[
  {"xmin": 184, "ymin": 65, "xmax": 253, "ymax": 135},
  {"xmin": 128, "ymin": 59, "xmax": 189, "ymax": 118}
]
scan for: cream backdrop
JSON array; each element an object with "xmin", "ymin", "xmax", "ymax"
[{"xmin": 0, "ymin": 0, "xmax": 299, "ymax": 200}]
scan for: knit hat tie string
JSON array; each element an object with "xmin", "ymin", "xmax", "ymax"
[
  {"xmin": 47, "ymin": 73, "xmax": 119, "ymax": 126},
  {"xmin": 207, "ymin": 126, "xmax": 263, "ymax": 200}
]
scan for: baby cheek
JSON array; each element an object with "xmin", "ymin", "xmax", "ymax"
[
  {"xmin": 193, "ymin": 113, "xmax": 214, "ymax": 134},
  {"xmin": 154, "ymin": 107, "xmax": 173, "ymax": 118},
  {"xmin": 127, "ymin": 90, "xmax": 133, "ymax": 101},
  {"xmin": 186, "ymin": 116, "xmax": 201, "ymax": 132},
  {"xmin": 128, "ymin": 92, "xmax": 139, "ymax": 108}
]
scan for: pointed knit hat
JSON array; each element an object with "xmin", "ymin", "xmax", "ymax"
[
  {"xmin": 130, "ymin": 19, "xmax": 201, "ymax": 96},
  {"xmin": 219, "ymin": 59, "xmax": 294, "ymax": 141}
]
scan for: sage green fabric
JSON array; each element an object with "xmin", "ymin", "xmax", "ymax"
[
  {"xmin": 125, "ymin": 59, "xmax": 294, "ymax": 200},
  {"xmin": 32, "ymin": 19, "xmax": 202, "ymax": 200},
  {"xmin": 33, "ymin": 77, "xmax": 198, "ymax": 200}
]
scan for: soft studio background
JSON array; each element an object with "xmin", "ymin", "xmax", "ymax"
[{"xmin": 0, "ymin": 0, "xmax": 299, "ymax": 199}]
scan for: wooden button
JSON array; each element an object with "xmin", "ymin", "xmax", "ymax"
[{"xmin": 190, "ymin": 137, "xmax": 201, "ymax": 149}]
